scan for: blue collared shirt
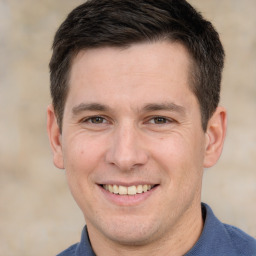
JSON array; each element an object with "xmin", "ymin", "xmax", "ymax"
[{"xmin": 57, "ymin": 203, "xmax": 256, "ymax": 256}]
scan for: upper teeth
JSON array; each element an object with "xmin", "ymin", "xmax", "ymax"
[{"xmin": 103, "ymin": 184, "xmax": 153, "ymax": 195}]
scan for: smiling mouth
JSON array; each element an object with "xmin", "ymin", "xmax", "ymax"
[{"xmin": 101, "ymin": 184, "xmax": 157, "ymax": 195}]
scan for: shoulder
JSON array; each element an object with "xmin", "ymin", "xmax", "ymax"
[
  {"xmin": 186, "ymin": 203, "xmax": 256, "ymax": 256},
  {"xmin": 56, "ymin": 243, "xmax": 78, "ymax": 256},
  {"xmin": 223, "ymin": 223, "xmax": 256, "ymax": 255},
  {"xmin": 56, "ymin": 226, "xmax": 95, "ymax": 256}
]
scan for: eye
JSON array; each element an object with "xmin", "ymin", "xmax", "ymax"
[
  {"xmin": 153, "ymin": 117, "xmax": 168, "ymax": 124},
  {"xmin": 83, "ymin": 116, "xmax": 107, "ymax": 124},
  {"xmin": 148, "ymin": 116, "xmax": 172, "ymax": 124}
]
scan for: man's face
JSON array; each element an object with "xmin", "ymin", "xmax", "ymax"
[{"xmin": 50, "ymin": 42, "xmax": 212, "ymax": 245}]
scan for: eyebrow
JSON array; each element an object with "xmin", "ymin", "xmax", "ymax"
[
  {"xmin": 142, "ymin": 103, "xmax": 186, "ymax": 115},
  {"xmin": 72, "ymin": 103, "xmax": 110, "ymax": 116},
  {"xmin": 72, "ymin": 102, "xmax": 186, "ymax": 116}
]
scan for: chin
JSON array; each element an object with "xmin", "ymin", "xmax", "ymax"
[
  {"xmin": 97, "ymin": 215, "xmax": 162, "ymax": 246},
  {"xmin": 107, "ymin": 229, "xmax": 157, "ymax": 246}
]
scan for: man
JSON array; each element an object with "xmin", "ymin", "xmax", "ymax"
[{"xmin": 47, "ymin": 0, "xmax": 256, "ymax": 255}]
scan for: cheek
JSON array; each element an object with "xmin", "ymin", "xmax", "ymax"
[
  {"xmin": 63, "ymin": 135, "xmax": 106, "ymax": 181},
  {"xmin": 63, "ymin": 136, "xmax": 106, "ymax": 211},
  {"xmin": 153, "ymin": 133, "xmax": 205, "ymax": 182}
]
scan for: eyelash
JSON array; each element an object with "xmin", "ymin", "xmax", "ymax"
[
  {"xmin": 81, "ymin": 115, "xmax": 174, "ymax": 125},
  {"xmin": 146, "ymin": 116, "xmax": 174, "ymax": 125},
  {"xmin": 82, "ymin": 116, "xmax": 108, "ymax": 124}
]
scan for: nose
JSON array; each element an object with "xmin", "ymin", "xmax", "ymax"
[{"xmin": 105, "ymin": 123, "xmax": 148, "ymax": 171}]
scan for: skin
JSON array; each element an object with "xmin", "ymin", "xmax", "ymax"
[{"xmin": 47, "ymin": 41, "xmax": 227, "ymax": 256}]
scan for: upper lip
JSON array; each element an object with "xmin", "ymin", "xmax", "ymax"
[{"xmin": 98, "ymin": 181, "xmax": 158, "ymax": 186}]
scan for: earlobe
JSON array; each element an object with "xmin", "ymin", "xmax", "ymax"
[
  {"xmin": 203, "ymin": 107, "xmax": 227, "ymax": 168},
  {"xmin": 47, "ymin": 104, "xmax": 64, "ymax": 169}
]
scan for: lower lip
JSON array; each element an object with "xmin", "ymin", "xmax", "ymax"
[{"xmin": 98, "ymin": 185, "xmax": 158, "ymax": 206}]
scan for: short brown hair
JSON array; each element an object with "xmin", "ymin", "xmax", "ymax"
[{"xmin": 49, "ymin": 0, "xmax": 224, "ymax": 132}]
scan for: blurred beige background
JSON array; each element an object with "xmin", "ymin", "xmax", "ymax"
[{"xmin": 0, "ymin": 0, "xmax": 255, "ymax": 255}]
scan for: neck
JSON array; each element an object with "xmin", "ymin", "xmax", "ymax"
[{"xmin": 87, "ymin": 203, "xmax": 204, "ymax": 256}]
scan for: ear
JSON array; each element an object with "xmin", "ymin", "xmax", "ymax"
[
  {"xmin": 47, "ymin": 104, "xmax": 64, "ymax": 169},
  {"xmin": 203, "ymin": 106, "xmax": 227, "ymax": 168}
]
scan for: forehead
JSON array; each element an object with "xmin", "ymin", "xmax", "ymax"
[
  {"xmin": 70, "ymin": 41, "xmax": 192, "ymax": 78},
  {"xmin": 67, "ymin": 41, "xmax": 196, "ymax": 111}
]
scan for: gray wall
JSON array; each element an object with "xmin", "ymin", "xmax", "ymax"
[{"xmin": 0, "ymin": 0, "xmax": 255, "ymax": 255}]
